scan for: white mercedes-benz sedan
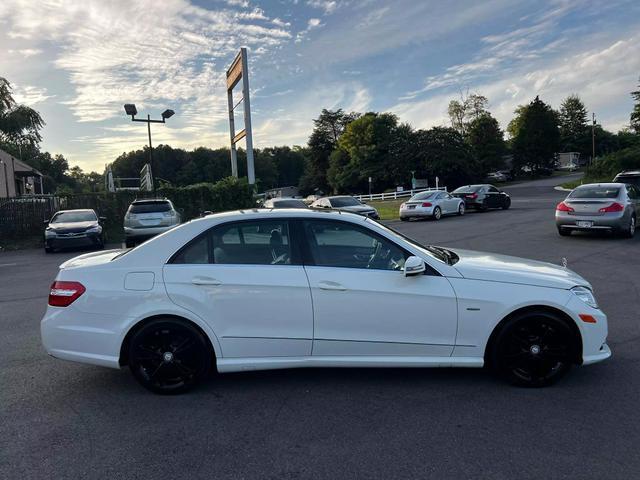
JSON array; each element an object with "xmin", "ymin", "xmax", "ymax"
[{"xmin": 41, "ymin": 209, "xmax": 611, "ymax": 394}]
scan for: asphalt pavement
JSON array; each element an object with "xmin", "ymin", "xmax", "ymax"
[{"xmin": 1, "ymin": 173, "xmax": 639, "ymax": 479}]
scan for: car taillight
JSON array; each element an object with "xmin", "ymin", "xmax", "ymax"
[
  {"xmin": 466, "ymin": 193, "xmax": 478, "ymax": 199},
  {"xmin": 49, "ymin": 281, "xmax": 86, "ymax": 307},
  {"xmin": 556, "ymin": 201, "xmax": 574, "ymax": 212},
  {"xmin": 599, "ymin": 202, "xmax": 624, "ymax": 213},
  {"xmin": 422, "ymin": 202, "xmax": 432, "ymax": 207}
]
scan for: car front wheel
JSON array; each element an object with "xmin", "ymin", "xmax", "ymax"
[
  {"xmin": 128, "ymin": 319, "xmax": 213, "ymax": 394},
  {"xmin": 490, "ymin": 312, "xmax": 575, "ymax": 387},
  {"xmin": 458, "ymin": 203, "xmax": 465, "ymax": 216}
]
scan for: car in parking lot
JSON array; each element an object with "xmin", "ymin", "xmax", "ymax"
[
  {"xmin": 41, "ymin": 209, "xmax": 610, "ymax": 394},
  {"xmin": 556, "ymin": 183, "xmax": 638, "ymax": 237},
  {"xmin": 44, "ymin": 209, "xmax": 105, "ymax": 253},
  {"xmin": 613, "ymin": 170, "xmax": 640, "ymax": 189},
  {"xmin": 311, "ymin": 195, "xmax": 379, "ymax": 219},
  {"xmin": 262, "ymin": 197, "xmax": 308, "ymax": 209},
  {"xmin": 124, "ymin": 198, "xmax": 181, "ymax": 248},
  {"xmin": 399, "ymin": 190, "xmax": 464, "ymax": 221},
  {"xmin": 486, "ymin": 171, "xmax": 508, "ymax": 183},
  {"xmin": 451, "ymin": 184, "xmax": 511, "ymax": 210}
]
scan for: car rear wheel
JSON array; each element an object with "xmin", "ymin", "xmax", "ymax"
[
  {"xmin": 432, "ymin": 206, "xmax": 442, "ymax": 220},
  {"xmin": 400, "ymin": 217, "xmax": 409, "ymax": 221},
  {"xmin": 479, "ymin": 201, "xmax": 488, "ymax": 211},
  {"xmin": 128, "ymin": 319, "xmax": 213, "ymax": 394},
  {"xmin": 557, "ymin": 226, "xmax": 571, "ymax": 236},
  {"xmin": 621, "ymin": 215, "xmax": 635, "ymax": 238},
  {"xmin": 44, "ymin": 246, "xmax": 53, "ymax": 253},
  {"xmin": 458, "ymin": 203, "xmax": 465, "ymax": 216},
  {"xmin": 490, "ymin": 312, "xmax": 574, "ymax": 387}
]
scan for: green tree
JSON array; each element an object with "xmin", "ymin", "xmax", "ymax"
[
  {"xmin": 447, "ymin": 92, "xmax": 488, "ymax": 136},
  {"xmin": 512, "ymin": 96, "xmax": 560, "ymax": 173},
  {"xmin": 0, "ymin": 77, "xmax": 45, "ymax": 148},
  {"xmin": 506, "ymin": 104, "xmax": 527, "ymax": 140},
  {"xmin": 417, "ymin": 127, "xmax": 476, "ymax": 188},
  {"xmin": 299, "ymin": 108, "xmax": 359, "ymax": 194},
  {"xmin": 631, "ymin": 78, "xmax": 640, "ymax": 134},
  {"xmin": 559, "ymin": 94, "xmax": 589, "ymax": 155},
  {"xmin": 467, "ymin": 113, "xmax": 505, "ymax": 177}
]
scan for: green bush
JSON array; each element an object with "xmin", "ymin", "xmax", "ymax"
[{"xmin": 584, "ymin": 146, "xmax": 640, "ymax": 182}]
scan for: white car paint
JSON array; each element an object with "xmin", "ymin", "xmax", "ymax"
[{"xmin": 41, "ymin": 209, "xmax": 610, "ymax": 379}]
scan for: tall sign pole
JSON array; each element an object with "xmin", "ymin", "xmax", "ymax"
[{"xmin": 226, "ymin": 47, "xmax": 255, "ymax": 184}]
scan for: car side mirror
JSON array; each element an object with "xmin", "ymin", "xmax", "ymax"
[
  {"xmin": 99, "ymin": 216, "xmax": 107, "ymax": 222},
  {"xmin": 404, "ymin": 256, "xmax": 426, "ymax": 276}
]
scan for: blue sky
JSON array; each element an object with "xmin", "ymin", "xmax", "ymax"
[{"xmin": 1, "ymin": 0, "xmax": 639, "ymax": 172}]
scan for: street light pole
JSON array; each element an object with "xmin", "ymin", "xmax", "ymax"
[
  {"xmin": 147, "ymin": 114, "xmax": 154, "ymax": 189},
  {"xmin": 591, "ymin": 112, "xmax": 596, "ymax": 164}
]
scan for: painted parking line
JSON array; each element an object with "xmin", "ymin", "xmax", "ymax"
[{"xmin": 0, "ymin": 263, "xmax": 18, "ymax": 267}]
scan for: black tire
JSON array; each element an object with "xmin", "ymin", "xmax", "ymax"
[
  {"xmin": 432, "ymin": 206, "xmax": 442, "ymax": 220},
  {"xmin": 489, "ymin": 311, "xmax": 575, "ymax": 387},
  {"xmin": 128, "ymin": 319, "xmax": 213, "ymax": 394},
  {"xmin": 621, "ymin": 215, "xmax": 636, "ymax": 238},
  {"xmin": 400, "ymin": 217, "xmax": 409, "ymax": 221},
  {"xmin": 125, "ymin": 239, "xmax": 135, "ymax": 248},
  {"xmin": 557, "ymin": 227, "xmax": 571, "ymax": 236},
  {"xmin": 44, "ymin": 246, "xmax": 53, "ymax": 253},
  {"xmin": 458, "ymin": 203, "xmax": 465, "ymax": 216},
  {"xmin": 502, "ymin": 198, "xmax": 511, "ymax": 210}
]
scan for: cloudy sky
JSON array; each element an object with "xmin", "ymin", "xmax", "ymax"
[{"xmin": 1, "ymin": 0, "xmax": 639, "ymax": 172}]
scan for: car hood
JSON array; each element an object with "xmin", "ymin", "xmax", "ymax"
[
  {"xmin": 450, "ymin": 248, "xmax": 590, "ymax": 290},
  {"xmin": 48, "ymin": 221, "xmax": 98, "ymax": 232},
  {"xmin": 339, "ymin": 205, "xmax": 376, "ymax": 213}
]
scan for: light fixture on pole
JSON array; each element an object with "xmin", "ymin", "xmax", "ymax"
[{"xmin": 123, "ymin": 104, "xmax": 175, "ymax": 192}]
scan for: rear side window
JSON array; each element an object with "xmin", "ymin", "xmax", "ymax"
[
  {"xmin": 615, "ymin": 176, "xmax": 640, "ymax": 188},
  {"xmin": 569, "ymin": 187, "xmax": 621, "ymax": 199},
  {"xmin": 130, "ymin": 201, "xmax": 172, "ymax": 213}
]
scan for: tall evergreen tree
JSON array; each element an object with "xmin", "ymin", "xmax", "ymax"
[
  {"xmin": 512, "ymin": 96, "xmax": 560, "ymax": 172},
  {"xmin": 559, "ymin": 94, "xmax": 589, "ymax": 154},
  {"xmin": 631, "ymin": 78, "xmax": 640, "ymax": 134}
]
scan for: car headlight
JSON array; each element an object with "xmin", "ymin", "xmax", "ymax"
[
  {"xmin": 86, "ymin": 225, "xmax": 102, "ymax": 233},
  {"xmin": 572, "ymin": 286, "xmax": 598, "ymax": 309},
  {"xmin": 45, "ymin": 229, "xmax": 57, "ymax": 237}
]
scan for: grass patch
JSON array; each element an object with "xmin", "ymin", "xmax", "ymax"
[{"xmin": 367, "ymin": 199, "xmax": 404, "ymax": 220}]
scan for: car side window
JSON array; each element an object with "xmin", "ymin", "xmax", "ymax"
[
  {"xmin": 626, "ymin": 184, "xmax": 638, "ymax": 199},
  {"xmin": 171, "ymin": 220, "xmax": 293, "ymax": 265},
  {"xmin": 488, "ymin": 186, "xmax": 499, "ymax": 193},
  {"xmin": 303, "ymin": 220, "xmax": 408, "ymax": 271}
]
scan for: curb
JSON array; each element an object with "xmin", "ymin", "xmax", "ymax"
[{"xmin": 554, "ymin": 186, "xmax": 573, "ymax": 192}]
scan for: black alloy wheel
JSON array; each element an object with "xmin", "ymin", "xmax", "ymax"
[
  {"xmin": 491, "ymin": 313, "xmax": 575, "ymax": 387},
  {"xmin": 129, "ymin": 319, "xmax": 212, "ymax": 394}
]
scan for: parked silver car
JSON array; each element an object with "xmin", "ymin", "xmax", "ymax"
[
  {"xmin": 555, "ymin": 183, "xmax": 639, "ymax": 237},
  {"xmin": 400, "ymin": 190, "xmax": 464, "ymax": 221},
  {"xmin": 262, "ymin": 197, "xmax": 308, "ymax": 209},
  {"xmin": 124, "ymin": 199, "xmax": 181, "ymax": 247}
]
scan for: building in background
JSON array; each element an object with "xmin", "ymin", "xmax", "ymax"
[{"xmin": 0, "ymin": 148, "xmax": 44, "ymax": 198}]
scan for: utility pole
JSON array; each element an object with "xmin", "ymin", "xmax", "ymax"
[{"xmin": 592, "ymin": 112, "xmax": 596, "ymax": 164}]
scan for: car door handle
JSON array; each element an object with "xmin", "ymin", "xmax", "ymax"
[
  {"xmin": 318, "ymin": 281, "xmax": 347, "ymax": 291},
  {"xmin": 191, "ymin": 276, "xmax": 222, "ymax": 286}
]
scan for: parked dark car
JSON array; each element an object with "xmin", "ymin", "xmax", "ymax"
[
  {"xmin": 44, "ymin": 209, "xmax": 106, "ymax": 253},
  {"xmin": 452, "ymin": 184, "xmax": 511, "ymax": 210},
  {"xmin": 613, "ymin": 170, "xmax": 640, "ymax": 189},
  {"xmin": 262, "ymin": 197, "xmax": 309, "ymax": 209}
]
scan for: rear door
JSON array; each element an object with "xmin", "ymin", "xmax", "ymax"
[{"xmin": 163, "ymin": 218, "xmax": 313, "ymax": 358}]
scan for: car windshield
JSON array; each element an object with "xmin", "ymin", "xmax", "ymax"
[
  {"xmin": 129, "ymin": 201, "xmax": 172, "ymax": 213},
  {"xmin": 331, "ymin": 197, "xmax": 361, "ymax": 207},
  {"xmin": 51, "ymin": 211, "xmax": 97, "ymax": 223},
  {"xmin": 569, "ymin": 186, "xmax": 620, "ymax": 199},
  {"xmin": 273, "ymin": 199, "xmax": 307, "ymax": 208},
  {"xmin": 453, "ymin": 185, "xmax": 481, "ymax": 194},
  {"xmin": 409, "ymin": 191, "xmax": 437, "ymax": 201}
]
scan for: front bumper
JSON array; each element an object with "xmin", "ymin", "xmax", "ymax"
[
  {"xmin": 564, "ymin": 294, "xmax": 611, "ymax": 365},
  {"xmin": 556, "ymin": 211, "xmax": 628, "ymax": 231},
  {"xmin": 45, "ymin": 232, "xmax": 102, "ymax": 250}
]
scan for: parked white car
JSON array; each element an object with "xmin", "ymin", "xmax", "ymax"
[
  {"xmin": 42, "ymin": 209, "xmax": 610, "ymax": 393},
  {"xmin": 399, "ymin": 191, "xmax": 464, "ymax": 221}
]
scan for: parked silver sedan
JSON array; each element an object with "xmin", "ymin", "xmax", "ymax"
[
  {"xmin": 400, "ymin": 190, "xmax": 465, "ymax": 221},
  {"xmin": 556, "ymin": 183, "xmax": 639, "ymax": 237}
]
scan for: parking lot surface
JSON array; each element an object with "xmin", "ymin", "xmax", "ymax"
[{"xmin": 1, "ymin": 174, "xmax": 639, "ymax": 479}]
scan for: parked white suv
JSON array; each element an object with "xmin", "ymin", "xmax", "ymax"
[{"xmin": 123, "ymin": 199, "xmax": 181, "ymax": 247}]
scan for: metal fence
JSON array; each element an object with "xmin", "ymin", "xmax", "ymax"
[{"xmin": 354, "ymin": 186, "xmax": 447, "ymax": 202}]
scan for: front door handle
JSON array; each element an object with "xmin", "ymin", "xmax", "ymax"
[
  {"xmin": 318, "ymin": 281, "xmax": 347, "ymax": 291},
  {"xmin": 191, "ymin": 276, "xmax": 222, "ymax": 286}
]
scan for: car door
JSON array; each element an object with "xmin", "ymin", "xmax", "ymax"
[
  {"xmin": 163, "ymin": 218, "xmax": 313, "ymax": 358},
  {"xmin": 443, "ymin": 192, "xmax": 458, "ymax": 213},
  {"xmin": 486, "ymin": 186, "xmax": 500, "ymax": 207},
  {"xmin": 301, "ymin": 219, "xmax": 458, "ymax": 357}
]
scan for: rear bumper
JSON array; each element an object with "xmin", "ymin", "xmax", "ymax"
[
  {"xmin": 400, "ymin": 206, "xmax": 434, "ymax": 218},
  {"xmin": 555, "ymin": 211, "xmax": 628, "ymax": 230},
  {"xmin": 124, "ymin": 224, "xmax": 176, "ymax": 238}
]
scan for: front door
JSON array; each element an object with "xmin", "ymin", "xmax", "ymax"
[
  {"xmin": 163, "ymin": 219, "xmax": 313, "ymax": 358},
  {"xmin": 301, "ymin": 219, "xmax": 458, "ymax": 357}
]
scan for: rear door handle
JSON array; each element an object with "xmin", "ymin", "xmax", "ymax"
[
  {"xmin": 318, "ymin": 281, "xmax": 347, "ymax": 291},
  {"xmin": 191, "ymin": 276, "xmax": 222, "ymax": 286}
]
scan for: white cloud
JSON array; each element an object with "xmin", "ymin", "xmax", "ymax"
[
  {"xmin": 306, "ymin": 0, "xmax": 339, "ymax": 15},
  {"xmin": 295, "ymin": 17, "xmax": 323, "ymax": 43},
  {"xmin": 12, "ymin": 85, "xmax": 54, "ymax": 106},
  {"xmin": 7, "ymin": 48, "xmax": 43, "ymax": 58}
]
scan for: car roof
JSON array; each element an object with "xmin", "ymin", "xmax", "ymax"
[
  {"xmin": 325, "ymin": 195, "xmax": 355, "ymax": 199},
  {"xmin": 132, "ymin": 198, "xmax": 170, "ymax": 204},
  {"xmin": 615, "ymin": 171, "xmax": 640, "ymax": 176},
  {"xmin": 54, "ymin": 209, "xmax": 95, "ymax": 214},
  {"xmin": 201, "ymin": 208, "xmax": 365, "ymax": 222},
  {"xmin": 574, "ymin": 183, "xmax": 625, "ymax": 188}
]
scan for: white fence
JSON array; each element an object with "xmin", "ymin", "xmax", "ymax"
[{"xmin": 355, "ymin": 186, "xmax": 447, "ymax": 202}]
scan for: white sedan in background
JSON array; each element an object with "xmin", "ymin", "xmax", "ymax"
[
  {"xmin": 42, "ymin": 209, "xmax": 610, "ymax": 394},
  {"xmin": 400, "ymin": 190, "xmax": 465, "ymax": 221}
]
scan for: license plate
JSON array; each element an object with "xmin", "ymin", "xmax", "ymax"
[
  {"xmin": 577, "ymin": 221, "xmax": 593, "ymax": 228},
  {"xmin": 408, "ymin": 205, "xmax": 416, "ymax": 209},
  {"xmin": 140, "ymin": 219, "xmax": 161, "ymax": 226}
]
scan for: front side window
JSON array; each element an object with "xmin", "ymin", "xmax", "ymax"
[
  {"xmin": 304, "ymin": 220, "xmax": 407, "ymax": 271},
  {"xmin": 171, "ymin": 220, "xmax": 293, "ymax": 265}
]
